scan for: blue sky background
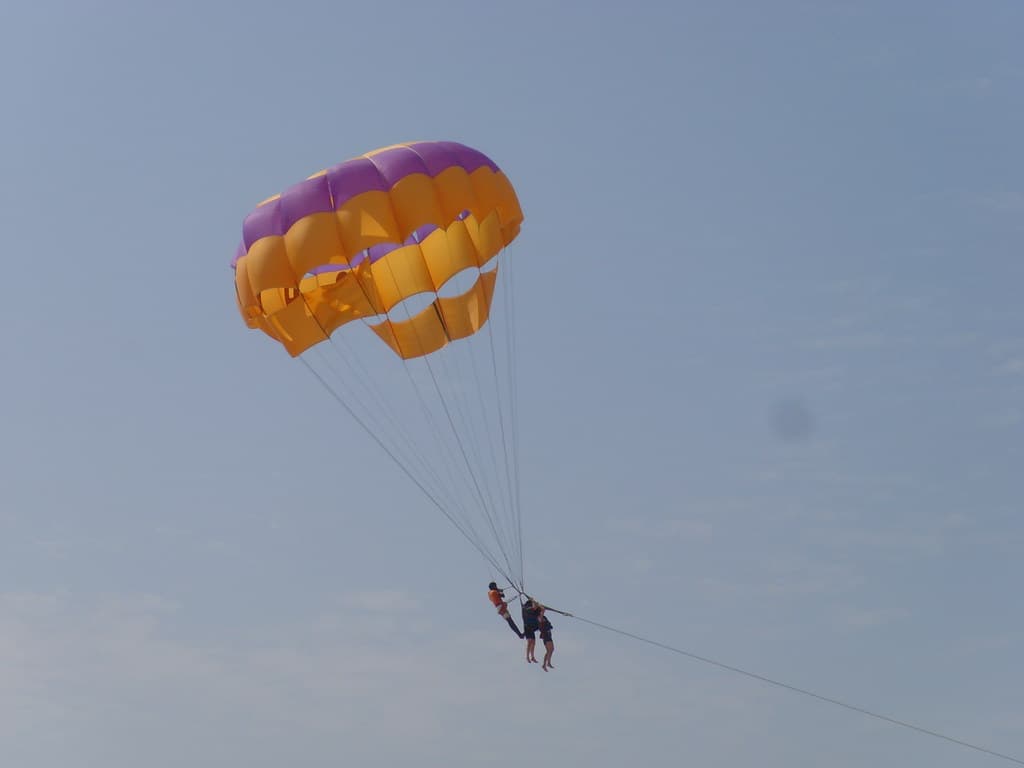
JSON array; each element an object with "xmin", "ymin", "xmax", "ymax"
[{"xmin": 2, "ymin": 1, "xmax": 1022, "ymax": 766}]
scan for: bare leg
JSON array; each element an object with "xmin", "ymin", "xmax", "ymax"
[
  {"xmin": 526, "ymin": 638, "xmax": 537, "ymax": 662},
  {"xmin": 542, "ymin": 640, "xmax": 554, "ymax": 669}
]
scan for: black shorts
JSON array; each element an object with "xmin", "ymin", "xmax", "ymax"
[
  {"xmin": 524, "ymin": 629, "xmax": 536, "ymax": 640},
  {"xmin": 540, "ymin": 631, "xmax": 552, "ymax": 642}
]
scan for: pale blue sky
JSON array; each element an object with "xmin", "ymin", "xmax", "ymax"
[{"xmin": 2, "ymin": 1, "xmax": 1023, "ymax": 766}]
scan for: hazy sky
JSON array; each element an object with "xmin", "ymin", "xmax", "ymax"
[{"xmin": 2, "ymin": 1, "xmax": 1023, "ymax": 766}]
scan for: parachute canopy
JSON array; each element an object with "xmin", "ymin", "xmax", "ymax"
[
  {"xmin": 232, "ymin": 141, "xmax": 524, "ymax": 358},
  {"xmin": 231, "ymin": 141, "xmax": 529, "ymax": 592}
]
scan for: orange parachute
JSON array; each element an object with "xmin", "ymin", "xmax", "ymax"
[{"xmin": 232, "ymin": 141, "xmax": 523, "ymax": 359}]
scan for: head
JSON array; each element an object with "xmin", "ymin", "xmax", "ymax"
[{"xmin": 488, "ymin": 582, "xmax": 498, "ymax": 591}]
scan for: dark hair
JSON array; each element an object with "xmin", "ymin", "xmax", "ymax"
[{"xmin": 488, "ymin": 582, "xmax": 498, "ymax": 590}]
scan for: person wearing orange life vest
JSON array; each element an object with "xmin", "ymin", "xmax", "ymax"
[{"xmin": 488, "ymin": 582, "xmax": 523, "ymax": 638}]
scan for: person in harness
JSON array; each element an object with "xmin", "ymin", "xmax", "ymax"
[
  {"xmin": 488, "ymin": 582, "xmax": 523, "ymax": 638},
  {"xmin": 521, "ymin": 597, "xmax": 542, "ymax": 663}
]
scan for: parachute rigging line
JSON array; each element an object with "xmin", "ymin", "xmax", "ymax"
[
  {"xmin": 298, "ymin": 270, "xmax": 523, "ymax": 590},
  {"xmin": 295, "ymin": 278, "xmax": 498, "ymax": 569},
  {"xmin": 485, "ymin": 261, "xmax": 522, "ymax": 591},
  {"xmin": 502, "ymin": 255, "xmax": 524, "ymax": 591},
  {"xmin": 298, "ymin": 355, "xmax": 517, "ymax": 588},
  {"xmin": 568, "ymin": 613, "xmax": 1024, "ymax": 766},
  {"xmin": 294, "ymin": 248, "xmax": 524, "ymax": 591},
  {"xmin": 372, "ymin": 243, "xmax": 521, "ymax": 586},
  {"xmin": 307, "ymin": 263, "xmax": 504, "ymax": 562}
]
